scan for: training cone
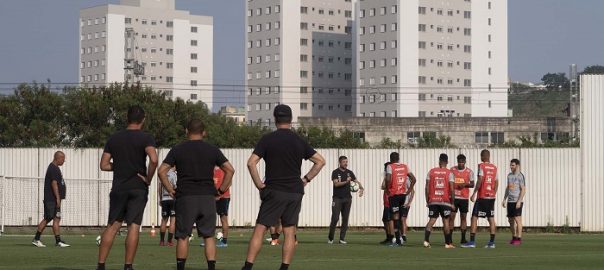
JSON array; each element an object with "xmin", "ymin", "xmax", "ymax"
[{"xmin": 150, "ymin": 223, "xmax": 156, "ymax": 237}]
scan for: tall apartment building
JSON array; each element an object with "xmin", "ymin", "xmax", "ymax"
[
  {"xmin": 245, "ymin": 0, "xmax": 356, "ymax": 126},
  {"xmin": 79, "ymin": 0, "xmax": 214, "ymax": 110},
  {"xmin": 356, "ymin": 0, "xmax": 508, "ymax": 118}
]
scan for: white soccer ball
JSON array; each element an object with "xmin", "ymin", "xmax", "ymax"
[
  {"xmin": 216, "ymin": 232, "xmax": 224, "ymax": 240},
  {"xmin": 96, "ymin": 235, "xmax": 102, "ymax": 246},
  {"xmin": 350, "ymin": 181, "xmax": 360, "ymax": 192}
]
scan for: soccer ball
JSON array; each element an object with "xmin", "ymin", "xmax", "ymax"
[
  {"xmin": 350, "ymin": 181, "xmax": 360, "ymax": 192},
  {"xmin": 216, "ymin": 232, "xmax": 224, "ymax": 240},
  {"xmin": 96, "ymin": 235, "xmax": 101, "ymax": 246}
]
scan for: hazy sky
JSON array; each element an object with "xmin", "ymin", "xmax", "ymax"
[{"xmin": 1, "ymin": 0, "xmax": 603, "ymax": 103}]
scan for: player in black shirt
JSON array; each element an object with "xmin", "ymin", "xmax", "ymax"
[
  {"xmin": 158, "ymin": 119, "xmax": 235, "ymax": 270},
  {"xmin": 328, "ymin": 156, "xmax": 364, "ymax": 244},
  {"xmin": 241, "ymin": 105, "xmax": 325, "ymax": 270},
  {"xmin": 32, "ymin": 151, "xmax": 69, "ymax": 248},
  {"xmin": 97, "ymin": 106, "xmax": 158, "ymax": 270}
]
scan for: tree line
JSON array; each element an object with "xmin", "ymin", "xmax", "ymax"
[{"xmin": 0, "ymin": 83, "xmax": 369, "ymax": 148}]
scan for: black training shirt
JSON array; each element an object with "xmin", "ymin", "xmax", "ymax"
[
  {"xmin": 104, "ymin": 129, "xmax": 156, "ymax": 190},
  {"xmin": 163, "ymin": 140, "xmax": 228, "ymax": 197},
  {"xmin": 332, "ymin": 168, "xmax": 357, "ymax": 199},
  {"xmin": 253, "ymin": 128, "xmax": 316, "ymax": 194},
  {"xmin": 44, "ymin": 163, "xmax": 66, "ymax": 202}
]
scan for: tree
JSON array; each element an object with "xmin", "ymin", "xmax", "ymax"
[
  {"xmin": 582, "ymin": 65, "xmax": 604, "ymax": 75},
  {"xmin": 541, "ymin": 73, "xmax": 569, "ymax": 90}
]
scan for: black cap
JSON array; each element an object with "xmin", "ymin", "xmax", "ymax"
[
  {"xmin": 439, "ymin": 153, "xmax": 449, "ymax": 162},
  {"xmin": 273, "ymin": 104, "xmax": 292, "ymax": 118}
]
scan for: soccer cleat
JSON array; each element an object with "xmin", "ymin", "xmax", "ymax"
[
  {"xmin": 56, "ymin": 241, "xmax": 71, "ymax": 247},
  {"xmin": 445, "ymin": 244, "xmax": 456, "ymax": 249},
  {"xmin": 509, "ymin": 239, "xmax": 515, "ymax": 245},
  {"xmin": 512, "ymin": 239, "xmax": 522, "ymax": 246},
  {"xmin": 339, "ymin": 240, "xmax": 348, "ymax": 245},
  {"xmin": 327, "ymin": 240, "xmax": 333, "ymax": 244},
  {"xmin": 265, "ymin": 237, "xmax": 272, "ymax": 242},
  {"xmin": 388, "ymin": 242, "xmax": 402, "ymax": 247},
  {"xmin": 167, "ymin": 241, "xmax": 174, "ymax": 247},
  {"xmin": 32, "ymin": 240, "xmax": 46, "ymax": 248},
  {"xmin": 461, "ymin": 241, "xmax": 476, "ymax": 248},
  {"xmin": 199, "ymin": 241, "xmax": 205, "ymax": 247},
  {"xmin": 423, "ymin": 241, "xmax": 431, "ymax": 248},
  {"xmin": 484, "ymin": 242, "xmax": 496, "ymax": 249},
  {"xmin": 216, "ymin": 241, "xmax": 228, "ymax": 248},
  {"xmin": 159, "ymin": 241, "xmax": 165, "ymax": 246},
  {"xmin": 270, "ymin": 239, "xmax": 280, "ymax": 246}
]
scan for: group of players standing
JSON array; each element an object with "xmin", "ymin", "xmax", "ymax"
[{"xmin": 31, "ymin": 104, "xmax": 526, "ymax": 270}]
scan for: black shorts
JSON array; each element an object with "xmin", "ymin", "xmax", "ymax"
[
  {"xmin": 452, "ymin": 199, "xmax": 469, "ymax": 214},
  {"xmin": 108, "ymin": 189, "xmax": 148, "ymax": 225},
  {"xmin": 428, "ymin": 204, "xmax": 452, "ymax": 219},
  {"xmin": 216, "ymin": 198, "xmax": 230, "ymax": 216},
  {"xmin": 256, "ymin": 189, "xmax": 303, "ymax": 227},
  {"xmin": 161, "ymin": 200, "xmax": 176, "ymax": 218},
  {"xmin": 388, "ymin": 194, "xmax": 407, "ymax": 215},
  {"xmin": 472, "ymin": 198, "xmax": 496, "ymax": 218},
  {"xmin": 43, "ymin": 201, "xmax": 59, "ymax": 221},
  {"xmin": 175, "ymin": 195, "xmax": 216, "ymax": 239},
  {"xmin": 507, "ymin": 202, "xmax": 523, "ymax": 217},
  {"xmin": 382, "ymin": 207, "xmax": 391, "ymax": 222}
]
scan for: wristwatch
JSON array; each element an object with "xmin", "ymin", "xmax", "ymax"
[{"xmin": 303, "ymin": 175, "xmax": 311, "ymax": 183}]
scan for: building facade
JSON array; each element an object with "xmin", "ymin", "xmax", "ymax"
[
  {"xmin": 245, "ymin": 0, "xmax": 356, "ymax": 126},
  {"xmin": 79, "ymin": 0, "xmax": 214, "ymax": 110},
  {"xmin": 356, "ymin": 0, "xmax": 508, "ymax": 118}
]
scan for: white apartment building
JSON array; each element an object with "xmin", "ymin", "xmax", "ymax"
[
  {"xmin": 245, "ymin": 0, "xmax": 356, "ymax": 126},
  {"xmin": 357, "ymin": 0, "xmax": 508, "ymax": 118},
  {"xmin": 79, "ymin": 0, "xmax": 214, "ymax": 110}
]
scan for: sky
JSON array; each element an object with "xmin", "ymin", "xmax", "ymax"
[{"xmin": 1, "ymin": 0, "xmax": 603, "ymax": 104}]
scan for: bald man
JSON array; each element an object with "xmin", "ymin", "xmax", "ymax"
[{"xmin": 32, "ymin": 151, "xmax": 70, "ymax": 248}]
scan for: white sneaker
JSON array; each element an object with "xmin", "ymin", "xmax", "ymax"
[
  {"xmin": 32, "ymin": 240, "xmax": 46, "ymax": 247},
  {"xmin": 266, "ymin": 237, "xmax": 272, "ymax": 242},
  {"xmin": 56, "ymin": 241, "xmax": 71, "ymax": 248},
  {"xmin": 423, "ymin": 241, "xmax": 431, "ymax": 248},
  {"xmin": 339, "ymin": 240, "xmax": 348, "ymax": 245},
  {"xmin": 327, "ymin": 240, "xmax": 333, "ymax": 244}
]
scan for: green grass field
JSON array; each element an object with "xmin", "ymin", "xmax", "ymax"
[{"xmin": 1, "ymin": 230, "xmax": 603, "ymax": 270}]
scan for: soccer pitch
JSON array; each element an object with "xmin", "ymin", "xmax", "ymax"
[{"xmin": 1, "ymin": 231, "xmax": 603, "ymax": 270}]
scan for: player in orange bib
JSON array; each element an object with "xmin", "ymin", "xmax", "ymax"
[
  {"xmin": 462, "ymin": 149, "xmax": 498, "ymax": 249},
  {"xmin": 449, "ymin": 154, "xmax": 475, "ymax": 244},
  {"xmin": 383, "ymin": 152, "xmax": 417, "ymax": 247},
  {"xmin": 423, "ymin": 154, "xmax": 456, "ymax": 248}
]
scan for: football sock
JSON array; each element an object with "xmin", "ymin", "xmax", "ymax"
[
  {"xmin": 490, "ymin": 234, "xmax": 496, "ymax": 242},
  {"xmin": 168, "ymin": 233, "xmax": 174, "ymax": 242},
  {"xmin": 461, "ymin": 230, "xmax": 467, "ymax": 242},
  {"xmin": 124, "ymin": 264, "xmax": 133, "ymax": 270},
  {"xmin": 242, "ymin": 261, "xmax": 254, "ymax": 270},
  {"xmin": 424, "ymin": 229, "xmax": 431, "ymax": 242},
  {"xmin": 279, "ymin": 263, "xmax": 289, "ymax": 270},
  {"xmin": 402, "ymin": 234, "xmax": 407, "ymax": 242},
  {"xmin": 177, "ymin": 258, "xmax": 186, "ymax": 270},
  {"xmin": 160, "ymin": 232, "xmax": 166, "ymax": 242},
  {"xmin": 55, "ymin": 235, "xmax": 61, "ymax": 244},
  {"xmin": 222, "ymin": 237, "xmax": 228, "ymax": 244},
  {"xmin": 207, "ymin": 260, "xmax": 216, "ymax": 270},
  {"xmin": 470, "ymin": 233, "xmax": 476, "ymax": 242},
  {"xmin": 96, "ymin": 263, "xmax": 105, "ymax": 270},
  {"xmin": 34, "ymin": 231, "xmax": 42, "ymax": 241}
]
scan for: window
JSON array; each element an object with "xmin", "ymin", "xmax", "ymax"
[
  {"xmin": 191, "ymin": 67, "xmax": 197, "ymax": 73},
  {"xmin": 464, "ymin": 96, "xmax": 471, "ymax": 104},
  {"xmin": 256, "ymin": 8, "xmax": 262, "ymax": 16},
  {"xmin": 300, "ymin": 54, "xmax": 308, "ymax": 62},
  {"xmin": 360, "ymin": 9, "xmax": 365, "ymax": 18},
  {"xmin": 265, "ymin": 23, "xmax": 271, "ymax": 31},
  {"xmin": 419, "ymin": 6, "xmax": 426, "ymax": 14},
  {"xmin": 369, "ymin": 60, "xmax": 375, "ymax": 68},
  {"xmin": 191, "ymin": 26, "xmax": 198, "ymax": 33},
  {"xmin": 190, "ymin": 94, "xmax": 198, "ymax": 100},
  {"xmin": 167, "ymin": 63, "xmax": 173, "ymax": 69},
  {"xmin": 437, "ymin": 9, "xmax": 443, "ymax": 15},
  {"xmin": 391, "ymin": 23, "xmax": 398, "ymax": 31},
  {"xmin": 380, "ymin": 59, "xmax": 387, "ymax": 67},
  {"xmin": 407, "ymin": 132, "xmax": 420, "ymax": 144},
  {"xmin": 419, "ymin": 76, "xmax": 427, "ymax": 84},
  {"xmin": 464, "ymin": 28, "xmax": 471, "ymax": 36},
  {"xmin": 369, "ymin": 43, "xmax": 375, "ymax": 51},
  {"xmin": 247, "ymin": 25, "xmax": 252, "ymax": 33},
  {"xmin": 125, "ymin": 18, "xmax": 132, "ymax": 24},
  {"xmin": 275, "ymin": 5, "xmax": 280, "ymax": 13},
  {"xmin": 419, "ymin": 24, "xmax": 426, "ymax": 32},
  {"xmin": 300, "ymin": 71, "xmax": 308, "ymax": 78},
  {"xmin": 369, "ymin": 95, "xmax": 376, "ymax": 103},
  {"xmin": 369, "ymin": 8, "xmax": 375, "ymax": 16},
  {"xmin": 380, "ymin": 41, "xmax": 386, "ymax": 50},
  {"xmin": 190, "ymin": 80, "xmax": 198, "ymax": 86},
  {"xmin": 265, "ymin": 39, "xmax": 271, "ymax": 47},
  {"xmin": 419, "ymin": 94, "xmax": 426, "ymax": 101},
  {"xmin": 369, "ymin": 26, "xmax": 375, "ymax": 34},
  {"xmin": 274, "ymin": 70, "xmax": 280, "ymax": 78},
  {"xmin": 167, "ymin": 21, "xmax": 173, "ymax": 27},
  {"xmin": 301, "ymin": 23, "xmax": 308, "ymax": 30},
  {"xmin": 464, "ymin": 79, "xmax": 472, "ymax": 87},
  {"xmin": 345, "ymin": 10, "xmax": 352, "ymax": 18},
  {"xmin": 265, "ymin": 6, "xmax": 271, "ymax": 15},
  {"xmin": 256, "ymin": 24, "xmax": 262, "ymax": 31},
  {"xmin": 380, "ymin": 24, "xmax": 386, "ymax": 33},
  {"xmin": 437, "ymin": 26, "xmax": 443, "ymax": 33},
  {"xmin": 419, "ymin": 41, "xmax": 426, "ymax": 49},
  {"xmin": 391, "ymin": 75, "xmax": 398, "ymax": 84},
  {"xmin": 391, "ymin": 58, "xmax": 398, "ymax": 66},
  {"xmin": 418, "ymin": 59, "xmax": 426, "ymax": 67},
  {"xmin": 275, "ymin": 21, "xmax": 280, "ymax": 29},
  {"xmin": 391, "ymin": 5, "xmax": 398, "ymax": 14},
  {"xmin": 475, "ymin": 132, "xmax": 489, "ymax": 144},
  {"xmin": 464, "ymin": 62, "xmax": 472, "ymax": 70},
  {"xmin": 301, "ymin": 6, "xmax": 308, "ymax": 14},
  {"xmin": 380, "ymin": 7, "xmax": 387, "ymax": 15},
  {"xmin": 300, "ymin": 103, "xmax": 308, "ymax": 110},
  {"xmin": 191, "ymin": 53, "xmax": 197, "ymax": 59},
  {"xmin": 464, "ymin": 45, "xmax": 472, "ymax": 53},
  {"xmin": 274, "ymin": 54, "xmax": 280, "ymax": 61},
  {"xmin": 491, "ymin": 132, "xmax": 505, "ymax": 144}
]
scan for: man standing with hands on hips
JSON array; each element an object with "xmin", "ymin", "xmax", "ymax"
[{"xmin": 242, "ymin": 104, "xmax": 325, "ymax": 270}]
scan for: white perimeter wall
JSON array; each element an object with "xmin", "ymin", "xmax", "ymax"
[{"xmin": 0, "ymin": 148, "xmax": 584, "ymax": 229}]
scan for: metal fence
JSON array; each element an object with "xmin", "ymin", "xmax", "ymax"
[{"xmin": 0, "ymin": 147, "xmax": 586, "ymax": 232}]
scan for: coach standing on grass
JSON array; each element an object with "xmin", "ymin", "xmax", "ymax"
[
  {"xmin": 158, "ymin": 119, "xmax": 235, "ymax": 270},
  {"xmin": 242, "ymin": 104, "xmax": 326, "ymax": 270},
  {"xmin": 32, "ymin": 151, "xmax": 70, "ymax": 248},
  {"xmin": 328, "ymin": 156, "xmax": 364, "ymax": 244},
  {"xmin": 97, "ymin": 106, "xmax": 158, "ymax": 270}
]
